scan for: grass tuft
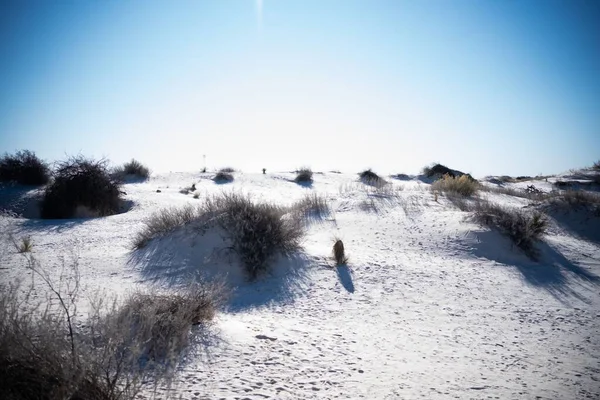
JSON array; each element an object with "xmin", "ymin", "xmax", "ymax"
[
  {"xmin": 333, "ymin": 239, "xmax": 347, "ymax": 265},
  {"xmin": 431, "ymin": 174, "xmax": 479, "ymax": 197},
  {"xmin": 13, "ymin": 236, "xmax": 33, "ymax": 253},
  {"xmin": 113, "ymin": 159, "xmax": 150, "ymax": 181},
  {"xmin": 471, "ymin": 201, "xmax": 547, "ymax": 258}
]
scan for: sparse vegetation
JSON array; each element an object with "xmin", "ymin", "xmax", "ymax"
[
  {"xmin": 359, "ymin": 169, "xmax": 386, "ymax": 187},
  {"xmin": 0, "ymin": 150, "xmax": 50, "ymax": 186},
  {"xmin": 13, "ymin": 236, "xmax": 33, "ymax": 253},
  {"xmin": 113, "ymin": 159, "xmax": 150, "ymax": 181},
  {"xmin": 0, "ymin": 255, "xmax": 222, "ymax": 400},
  {"xmin": 546, "ymin": 190, "xmax": 600, "ymax": 216},
  {"xmin": 214, "ymin": 170, "xmax": 234, "ymax": 183},
  {"xmin": 109, "ymin": 282, "xmax": 225, "ymax": 361},
  {"xmin": 134, "ymin": 204, "xmax": 203, "ymax": 249},
  {"xmin": 292, "ymin": 193, "xmax": 330, "ymax": 219},
  {"xmin": 203, "ymin": 193, "xmax": 305, "ymax": 278},
  {"xmin": 333, "ymin": 239, "xmax": 347, "ymax": 265},
  {"xmin": 422, "ymin": 163, "xmax": 475, "ymax": 182},
  {"xmin": 593, "ymin": 160, "xmax": 600, "ymax": 171},
  {"xmin": 471, "ymin": 201, "xmax": 548, "ymax": 258},
  {"xmin": 483, "ymin": 185, "xmax": 547, "ymax": 201},
  {"xmin": 393, "ymin": 173, "xmax": 410, "ymax": 180},
  {"xmin": 41, "ymin": 156, "xmax": 122, "ymax": 219},
  {"xmin": 431, "ymin": 174, "xmax": 479, "ymax": 197},
  {"xmin": 219, "ymin": 167, "xmax": 235, "ymax": 173},
  {"xmin": 294, "ymin": 167, "xmax": 313, "ymax": 184},
  {"xmin": 134, "ymin": 193, "xmax": 305, "ymax": 279},
  {"xmin": 180, "ymin": 183, "xmax": 196, "ymax": 194}
]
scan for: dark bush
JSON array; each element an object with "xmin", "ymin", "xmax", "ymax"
[
  {"xmin": 0, "ymin": 150, "xmax": 50, "ymax": 185},
  {"xmin": 393, "ymin": 173, "xmax": 411, "ymax": 180},
  {"xmin": 333, "ymin": 239, "xmax": 347, "ymax": 265},
  {"xmin": 213, "ymin": 170, "xmax": 234, "ymax": 183},
  {"xmin": 593, "ymin": 160, "xmax": 600, "ymax": 171},
  {"xmin": 422, "ymin": 163, "xmax": 475, "ymax": 182},
  {"xmin": 294, "ymin": 167, "xmax": 313, "ymax": 183},
  {"xmin": 41, "ymin": 156, "xmax": 122, "ymax": 219},
  {"xmin": 359, "ymin": 169, "xmax": 386, "ymax": 186},
  {"xmin": 114, "ymin": 159, "xmax": 150, "ymax": 180}
]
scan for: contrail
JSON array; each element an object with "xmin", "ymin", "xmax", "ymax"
[{"xmin": 256, "ymin": 0, "xmax": 263, "ymax": 29}]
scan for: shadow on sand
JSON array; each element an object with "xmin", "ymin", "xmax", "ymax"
[
  {"xmin": 470, "ymin": 229, "xmax": 600, "ymax": 304},
  {"xmin": 545, "ymin": 208, "xmax": 600, "ymax": 244},
  {"xmin": 335, "ymin": 264, "xmax": 355, "ymax": 293},
  {"xmin": 128, "ymin": 227, "xmax": 311, "ymax": 312}
]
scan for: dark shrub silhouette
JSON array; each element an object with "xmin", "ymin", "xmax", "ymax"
[
  {"xmin": 41, "ymin": 156, "xmax": 122, "ymax": 219},
  {"xmin": 0, "ymin": 150, "xmax": 50, "ymax": 185},
  {"xmin": 113, "ymin": 159, "xmax": 150, "ymax": 180},
  {"xmin": 295, "ymin": 167, "xmax": 313, "ymax": 183}
]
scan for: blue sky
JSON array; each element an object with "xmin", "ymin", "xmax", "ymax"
[{"xmin": 1, "ymin": 0, "xmax": 598, "ymax": 177}]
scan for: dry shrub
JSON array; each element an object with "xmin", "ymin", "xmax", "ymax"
[
  {"xmin": 482, "ymin": 185, "xmax": 548, "ymax": 201},
  {"xmin": 41, "ymin": 156, "xmax": 122, "ymax": 219},
  {"xmin": 0, "ymin": 255, "xmax": 223, "ymax": 400},
  {"xmin": 104, "ymin": 282, "xmax": 224, "ymax": 362},
  {"xmin": 0, "ymin": 150, "xmax": 50, "ymax": 186},
  {"xmin": 13, "ymin": 235, "xmax": 33, "ymax": 253},
  {"xmin": 432, "ymin": 174, "xmax": 479, "ymax": 197},
  {"xmin": 204, "ymin": 193, "xmax": 305, "ymax": 278},
  {"xmin": 113, "ymin": 159, "xmax": 150, "ymax": 181},
  {"xmin": 213, "ymin": 171, "xmax": 234, "ymax": 183},
  {"xmin": 133, "ymin": 204, "xmax": 202, "ymax": 249},
  {"xmin": 134, "ymin": 193, "xmax": 305, "ymax": 279},
  {"xmin": 294, "ymin": 167, "xmax": 313, "ymax": 183},
  {"xmin": 359, "ymin": 169, "xmax": 386, "ymax": 187},
  {"xmin": 292, "ymin": 193, "xmax": 330, "ymax": 219},
  {"xmin": 333, "ymin": 239, "xmax": 347, "ymax": 265},
  {"xmin": 471, "ymin": 200, "xmax": 547, "ymax": 258}
]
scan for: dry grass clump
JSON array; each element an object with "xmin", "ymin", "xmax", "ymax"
[
  {"xmin": 359, "ymin": 169, "xmax": 386, "ymax": 187},
  {"xmin": 13, "ymin": 235, "xmax": 33, "ymax": 253},
  {"xmin": 471, "ymin": 201, "xmax": 547, "ymax": 258},
  {"xmin": 113, "ymin": 159, "xmax": 150, "ymax": 181},
  {"xmin": 482, "ymin": 185, "xmax": 547, "ymax": 201},
  {"xmin": 133, "ymin": 204, "xmax": 202, "ymax": 249},
  {"xmin": 108, "ymin": 283, "xmax": 224, "ymax": 361},
  {"xmin": 133, "ymin": 193, "xmax": 305, "ymax": 279},
  {"xmin": 292, "ymin": 193, "xmax": 330, "ymax": 219},
  {"xmin": 41, "ymin": 156, "xmax": 122, "ymax": 219},
  {"xmin": 333, "ymin": 239, "xmax": 347, "ymax": 265},
  {"xmin": 0, "ymin": 150, "xmax": 50, "ymax": 186},
  {"xmin": 546, "ymin": 190, "xmax": 600, "ymax": 216},
  {"xmin": 294, "ymin": 167, "xmax": 313, "ymax": 183},
  {"xmin": 0, "ymin": 255, "xmax": 222, "ymax": 400},
  {"xmin": 204, "ymin": 193, "xmax": 305, "ymax": 278},
  {"xmin": 431, "ymin": 174, "xmax": 479, "ymax": 197},
  {"xmin": 213, "ymin": 170, "xmax": 234, "ymax": 183}
]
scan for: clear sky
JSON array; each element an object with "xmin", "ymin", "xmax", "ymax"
[{"xmin": 1, "ymin": 0, "xmax": 598, "ymax": 177}]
